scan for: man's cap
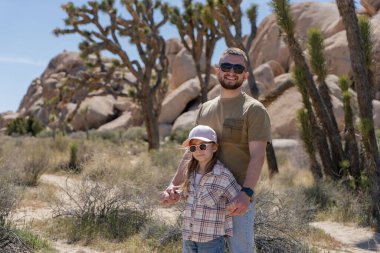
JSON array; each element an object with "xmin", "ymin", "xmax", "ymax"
[{"xmin": 182, "ymin": 125, "xmax": 217, "ymax": 147}]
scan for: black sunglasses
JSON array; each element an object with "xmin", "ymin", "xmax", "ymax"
[
  {"xmin": 189, "ymin": 143, "xmax": 212, "ymax": 152},
  {"xmin": 220, "ymin": 62, "xmax": 246, "ymax": 74}
]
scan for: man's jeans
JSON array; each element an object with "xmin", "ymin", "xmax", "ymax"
[
  {"xmin": 226, "ymin": 203, "xmax": 255, "ymax": 253},
  {"xmin": 183, "ymin": 236, "xmax": 225, "ymax": 253}
]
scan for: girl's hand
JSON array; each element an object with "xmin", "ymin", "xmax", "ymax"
[{"xmin": 159, "ymin": 186, "xmax": 180, "ymax": 205}]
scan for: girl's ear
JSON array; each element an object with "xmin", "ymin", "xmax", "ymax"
[{"xmin": 212, "ymin": 143, "xmax": 218, "ymax": 153}]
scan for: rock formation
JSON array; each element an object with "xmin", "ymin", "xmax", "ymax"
[{"xmin": 1, "ymin": 2, "xmax": 380, "ymax": 140}]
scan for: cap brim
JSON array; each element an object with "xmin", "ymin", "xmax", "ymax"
[{"xmin": 182, "ymin": 137, "xmax": 214, "ymax": 147}]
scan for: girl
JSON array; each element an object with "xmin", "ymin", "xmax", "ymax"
[{"xmin": 162, "ymin": 125, "xmax": 240, "ymax": 253}]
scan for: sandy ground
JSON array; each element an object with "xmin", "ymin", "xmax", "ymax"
[
  {"xmin": 12, "ymin": 173, "xmax": 380, "ymax": 253},
  {"xmin": 14, "ymin": 174, "xmax": 102, "ymax": 253},
  {"xmin": 310, "ymin": 221, "xmax": 380, "ymax": 253}
]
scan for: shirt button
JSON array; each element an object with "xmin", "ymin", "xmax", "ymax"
[{"xmin": 190, "ymin": 223, "xmax": 193, "ymax": 227}]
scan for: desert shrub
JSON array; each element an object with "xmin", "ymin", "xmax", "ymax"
[
  {"xmin": 68, "ymin": 143, "xmax": 79, "ymax": 171},
  {"xmin": 305, "ymin": 180, "xmax": 374, "ymax": 226},
  {"xmin": 89, "ymin": 129, "xmax": 130, "ymax": 145},
  {"xmin": 0, "ymin": 227, "xmax": 33, "ymax": 253},
  {"xmin": 170, "ymin": 127, "xmax": 192, "ymax": 144},
  {"xmin": 52, "ymin": 177, "xmax": 152, "ymax": 242},
  {"xmin": 58, "ymin": 141, "xmax": 93, "ymax": 172},
  {"xmin": 303, "ymin": 181, "xmax": 336, "ymax": 210},
  {"xmin": 48, "ymin": 135, "xmax": 70, "ymax": 153},
  {"xmin": 1, "ymin": 141, "xmax": 50, "ymax": 187},
  {"xmin": 255, "ymin": 189, "xmax": 313, "ymax": 252},
  {"xmin": 150, "ymin": 144, "xmax": 183, "ymax": 169},
  {"xmin": 124, "ymin": 126, "xmax": 147, "ymax": 141},
  {"xmin": 21, "ymin": 151, "xmax": 50, "ymax": 187},
  {"xmin": 6, "ymin": 117, "xmax": 44, "ymax": 137},
  {"xmin": 0, "ymin": 178, "xmax": 19, "ymax": 226}
]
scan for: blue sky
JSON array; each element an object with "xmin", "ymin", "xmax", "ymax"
[{"xmin": 0, "ymin": 0, "xmax": 353, "ymax": 113}]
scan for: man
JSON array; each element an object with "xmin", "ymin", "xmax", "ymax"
[{"xmin": 160, "ymin": 47, "xmax": 271, "ymax": 253}]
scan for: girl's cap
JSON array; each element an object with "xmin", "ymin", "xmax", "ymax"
[{"xmin": 182, "ymin": 125, "xmax": 217, "ymax": 147}]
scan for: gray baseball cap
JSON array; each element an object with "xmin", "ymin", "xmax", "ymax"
[{"xmin": 182, "ymin": 125, "xmax": 217, "ymax": 147}]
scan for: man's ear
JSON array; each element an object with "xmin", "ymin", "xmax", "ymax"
[
  {"xmin": 216, "ymin": 67, "xmax": 220, "ymax": 75},
  {"xmin": 244, "ymin": 71, "xmax": 249, "ymax": 79}
]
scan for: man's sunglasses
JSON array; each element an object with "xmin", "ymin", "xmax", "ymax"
[
  {"xmin": 220, "ymin": 62, "xmax": 246, "ymax": 74},
  {"xmin": 189, "ymin": 143, "xmax": 212, "ymax": 152}
]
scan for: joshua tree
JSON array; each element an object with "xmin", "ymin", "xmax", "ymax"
[
  {"xmin": 271, "ymin": 0, "xmax": 345, "ymax": 179},
  {"xmin": 54, "ymin": 0, "xmax": 170, "ymax": 150},
  {"xmin": 335, "ymin": 0, "xmax": 380, "ymax": 228},
  {"xmin": 335, "ymin": 1, "xmax": 380, "ymax": 166},
  {"xmin": 339, "ymin": 76, "xmax": 360, "ymax": 184},
  {"xmin": 170, "ymin": 0, "xmax": 222, "ymax": 102}
]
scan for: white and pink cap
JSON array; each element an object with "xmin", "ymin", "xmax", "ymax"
[{"xmin": 182, "ymin": 125, "xmax": 217, "ymax": 147}]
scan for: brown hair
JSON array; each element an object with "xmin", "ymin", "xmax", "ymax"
[
  {"xmin": 180, "ymin": 145, "xmax": 218, "ymax": 199},
  {"xmin": 219, "ymin": 47, "xmax": 248, "ymax": 67}
]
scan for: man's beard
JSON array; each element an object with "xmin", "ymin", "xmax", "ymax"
[{"xmin": 218, "ymin": 77, "xmax": 244, "ymax": 90}]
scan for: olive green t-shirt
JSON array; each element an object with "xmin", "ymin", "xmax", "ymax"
[{"xmin": 195, "ymin": 92, "xmax": 271, "ymax": 185}]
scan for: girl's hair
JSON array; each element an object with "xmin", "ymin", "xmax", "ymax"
[{"xmin": 180, "ymin": 143, "xmax": 218, "ymax": 198}]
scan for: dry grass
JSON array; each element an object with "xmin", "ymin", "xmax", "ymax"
[
  {"xmin": 0, "ymin": 133, "xmax": 374, "ymax": 252},
  {"xmin": 307, "ymin": 227, "xmax": 343, "ymax": 251}
]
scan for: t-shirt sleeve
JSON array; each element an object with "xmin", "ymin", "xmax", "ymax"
[{"xmin": 247, "ymin": 104, "xmax": 272, "ymax": 142}]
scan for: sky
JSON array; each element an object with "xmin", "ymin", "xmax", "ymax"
[{"xmin": 0, "ymin": 0, "xmax": 355, "ymax": 113}]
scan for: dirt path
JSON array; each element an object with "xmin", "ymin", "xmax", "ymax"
[
  {"xmin": 17, "ymin": 174, "xmax": 380, "ymax": 253},
  {"xmin": 310, "ymin": 221, "xmax": 380, "ymax": 252},
  {"xmin": 14, "ymin": 173, "xmax": 180, "ymax": 253},
  {"xmin": 14, "ymin": 174, "xmax": 102, "ymax": 253}
]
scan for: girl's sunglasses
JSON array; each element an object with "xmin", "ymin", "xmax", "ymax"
[
  {"xmin": 189, "ymin": 143, "xmax": 212, "ymax": 152},
  {"xmin": 220, "ymin": 62, "xmax": 246, "ymax": 74}
]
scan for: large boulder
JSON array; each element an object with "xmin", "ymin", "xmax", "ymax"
[
  {"xmin": 249, "ymin": 15, "xmax": 290, "ymax": 71},
  {"xmin": 249, "ymin": 2, "xmax": 344, "ymax": 71},
  {"xmin": 40, "ymin": 51, "xmax": 84, "ymax": 81},
  {"xmin": 18, "ymin": 79, "xmax": 43, "ymax": 114},
  {"xmin": 159, "ymin": 77, "xmax": 201, "ymax": 124},
  {"xmin": 253, "ymin": 63, "xmax": 275, "ymax": 95},
  {"xmin": 324, "ymin": 31, "xmax": 352, "ymax": 77},
  {"xmin": 172, "ymin": 109, "xmax": 198, "ymax": 133},
  {"xmin": 361, "ymin": 0, "xmax": 380, "ymax": 16},
  {"xmin": 169, "ymin": 48, "xmax": 207, "ymax": 91},
  {"xmin": 159, "ymin": 123, "xmax": 173, "ymax": 140},
  {"xmin": 71, "ymin": 95, "xmax": 117, "ymax": 131},
  {"xmin": 266, "ymin": 85, "xmax": 345, "ymax": 138},
  {"xmin": 166, "ymin": 38, "xmax": 184, "ymax": 73},
  {"xmin": 97, "ymin": 111, "xmax": 135, "ymax": 131},
  {"xmin": 267, "ymin": 86, "xmax": 302, "ymax": 138},
  {"xmin": 266, "ymin": 60, "xmax": 285, "ymax": 77}
]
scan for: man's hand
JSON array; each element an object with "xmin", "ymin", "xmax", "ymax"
[
  {"xmin": 227, "ymin": 191, "xmax": 250, "ymax": 216},
  {"xmin": 159, "ymin": 185, "xmax": 180, "ymax": 205}
]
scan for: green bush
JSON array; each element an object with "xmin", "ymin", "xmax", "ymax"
[
  {"xmin": 170, "ymin": 127, "xmax": 191, "ymax": 144},
  {"xmin": 14, "ymin": 228, "xmax": 52, "ymax": 252},
  {"xmin": 125, "ymin": 126, "xmax": 147, "ymax": 141},
  {"xmin": 6, "ymin": 117, "xmax": 45, "ymax": 136}
]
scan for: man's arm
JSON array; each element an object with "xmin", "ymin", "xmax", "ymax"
[{"xmin": 227, "ymin": 141, "xmax": 267, "ymax": 215}]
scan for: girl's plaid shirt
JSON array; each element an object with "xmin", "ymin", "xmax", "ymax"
[{"xmin": 182, "ymin": 160, "xmax": 241, "ymax": 242}]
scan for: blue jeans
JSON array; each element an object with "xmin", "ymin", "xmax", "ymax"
[
  {"xmin": 183, "ymin": 236, "xmax": 225, "ymax": 253},
  {"xmin": 226, "ymin": 203, "xmax": 255, "ymax": 253}
]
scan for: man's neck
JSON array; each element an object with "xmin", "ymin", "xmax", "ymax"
[{"xmin": 220, "ymin": 87, "xmax": 242, "ymax": 99}]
